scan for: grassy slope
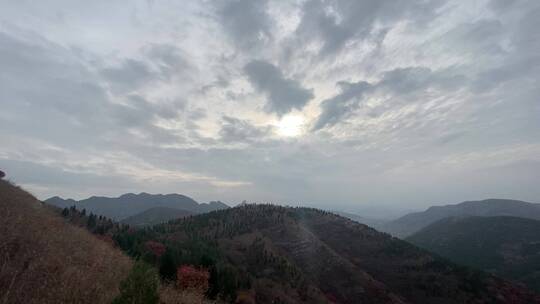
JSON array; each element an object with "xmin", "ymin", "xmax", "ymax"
[{"xmin": 0, "ymin": 180, "xmax": 132, "ymax": 304}]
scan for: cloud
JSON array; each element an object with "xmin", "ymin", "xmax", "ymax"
[
  {"xmin": 1, "ymin": 1, "xmax": 540, "ymax": 209},
  {"xmin": 312, "ymin": 81, "xmax": 372, "ymax": 130},
  {"xmin": 219, "ymin": 116, "xmax": 271, "ymax": 143},
  {"xmin": 101, "ymin": 59, "xmax": 155, "ymax": 92},
  {"xmin": 217, "ymin": 0, "xmax": 272, "ymax": 50},
  {"xmin": 100, "ymin": 44, "xmax": 190, "ymax": 93},
  {"xmin": 294, "ymin": 0, "xmax": 446, "ymax": 56},
  {"xmin": 313, "ymin": 66, "xmax": 466, "ymax": 130},
  {"xmin": 244, "ymin": 60, "xmax": 314, "ymax": 116}
]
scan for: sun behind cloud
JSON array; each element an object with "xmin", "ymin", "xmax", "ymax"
[{"xmin": 276, "ymin": 114, "xmax": 305, "ymax": 137}]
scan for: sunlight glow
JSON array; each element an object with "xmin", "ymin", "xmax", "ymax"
[{"xmin": 276, "ymin": 115, "xmax": 305, "ymax": 137}]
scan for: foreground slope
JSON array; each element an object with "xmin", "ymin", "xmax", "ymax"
[
  {"xmin": 0, "ymin": 180, "xmax": 132, "ymax": 304},
  {"xmin": 381, "ymin": 199, "xmax": 540, "ymax": 237},
  {"xmin": 121, "ymin": 206, "xmax": 194, "ymax": 226},
  {"xmin": 46, "ymin": 192, "xmax": 229, "ymax": 220},
  {"xmin": 116, "ymin": 204, "xmax": 540, "ymax": 304},
  {"xmin": 407, "ymin": 216, "xmax": 540, "ymax": 292}
]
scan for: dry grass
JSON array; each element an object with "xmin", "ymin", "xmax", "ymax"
[
  {"xmin": 159, "ymin": 284, "xmax": 218, "ymax": 304},
  {"xmin": 0, "ymin": 180, "xmax": 132, "ymax": 304}
]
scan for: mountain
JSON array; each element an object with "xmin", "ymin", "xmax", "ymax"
[
  {"xmin": 121, "ymin": 207, "xmax": 194, "ymax": 226},
  {"xmin": 331, "ymin": 210, "xmax": 387, "ymax": 228},
  {"xmin": 407, "ymin": 216, "xmax": 540, "ymax": 292},
  {"xmin": 380, "ymin": 199, "xmax": 540, "ymax": 238},
  {"xmin": 45, "ymin": 193, "xmax": 229, "ymax": 220},
  {"xmin": 0, "ymin": 179, "xmax": 132, "ymax": 304},
  {"xmin": 114, "ymin": 205, "xmax": 540, "ymax": 304}
]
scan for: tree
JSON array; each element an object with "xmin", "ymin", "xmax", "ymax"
[
  {"xmin": 159, "ymin": 250, "xmax": 177, "ymax": 281},
  {"xmin": 87, "ymin": 213, "xmax": 96, "ymax": 229},
  {"xmin": 145, "ymin": 241, "xmax": 166, "ymax": 258},
  {"xmin": 112, "ymin": 261, "xmax": 159, "ymax": 304}
]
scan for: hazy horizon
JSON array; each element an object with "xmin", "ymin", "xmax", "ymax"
[{"xmin": 1, "ymin": 0, "xmax": 539, "ymax": 211}]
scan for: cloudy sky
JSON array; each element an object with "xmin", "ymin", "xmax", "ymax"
[{"xmin": 1, "ymin": 0, "xmax": 539, "ymax": 213}]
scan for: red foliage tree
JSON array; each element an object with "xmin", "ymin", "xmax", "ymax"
[
  {"xmin": 145, "ymin": 240, "xmax": 166, "ymax": 257},
  {"xmin": 177, "ymin": 265, "xmax": 210, "ymax": 293}
]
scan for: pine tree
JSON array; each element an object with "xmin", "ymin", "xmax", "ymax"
[
  {"xmin": 87, "ymin": 213, "xmax": 96, "ymax": 229},
  {"xmin": 159, "ymin": 250, "xmax": 177, "ymax": 281}
]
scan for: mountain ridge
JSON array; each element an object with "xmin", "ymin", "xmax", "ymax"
[
  {"xmin": 45, "ymin": 192, "xmax": 229, "ymax": 220},
  {"xmin": 379, "ymin": 198, "xmax": 540, "ymax": 237},
  {"xmin": 121, "ymin": 206, "xmax": 194, "ymax": 226}
]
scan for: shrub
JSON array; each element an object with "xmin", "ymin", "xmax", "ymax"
[
  {"xmin": 177, "ymin": 265, "xmax": 210, "ymax": 293},
  {"xmin": 146, "ymin": 240, "xmax": 167, "ymax": 258},
  {"xmin": 113, "ymin": 261, "xmax": 159, "ymax": 304}
]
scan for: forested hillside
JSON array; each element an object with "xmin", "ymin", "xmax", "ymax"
[
  {"xmin": 407, "ymin": 216, "xmax": 540, "ymax": 292},
  {"xmin": 113, "ymin": 204, "xmax": 540, "ymax": 304}
]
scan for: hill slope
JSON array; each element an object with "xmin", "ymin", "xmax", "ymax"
[
  {"xmin": 407, "ymin": 216, "xmax": 540, "ymax": 292},
  {"xmin": 115, "ymin": 205, "xmax": 540, "ymax": 304},
  {"xmin": 121, "ymin": 206, "xmax": 194, "ymax": 226},
  {"xmin": 380, "ymin": 199, "xmax": 540, "ymax": 237},
  {"xmin": 0, "ymin": 180, "xmax": 132, "ymax": 304},
  {"xmin": 46, "ymin": 193, "xmax": 229, "ymax": 220}
]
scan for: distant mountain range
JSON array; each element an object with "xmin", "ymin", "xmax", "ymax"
[
  {"xmin": 45, "ymin": 193, "xmax": 229, "ymax": 220},
  {"xmin": 407, "ymin": 216, "xmax": 540, "ymax": 292},
  {"xmin": 379, "ymin": 199, "xmax": 540, "ymax": 238},
  {"xmin": 121, "ymin": 207, "xmax": 194, "ymax": 227},
  {"xmin": 115, "ymin": 204, "xmax": 540, "ymax": 303}
]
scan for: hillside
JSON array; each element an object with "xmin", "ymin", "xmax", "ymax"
[
  {"xmin": 114, "ymin": 204, "xmax": 540, "ymax": 304},
  {"xmin": 380, "ymin": 199, "xmax": 540, "ymax": 238},
  {"xmin": 121, "ymin": 207, "xmax": 194, "ymax": 226},
  {"xmin": 46, "ymin": 193, "xmax": 229, "ymax": 220},
  {"xmin": 407, "ymin": 216, "xmax": 540, "ymax": 292},
  {"xmin": 0, "ymin": 180, "xmax": 132, "ymax": 304}
]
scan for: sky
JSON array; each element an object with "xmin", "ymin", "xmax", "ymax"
[{"xmin": 0, "ymin": 0, "xmax": 539, "ymax": 214}]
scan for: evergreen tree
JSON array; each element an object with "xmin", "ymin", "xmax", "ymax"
[
  {"xmin": 159, "ymin": 250, "xmax": 177, "ymax": 281},
  {"xmin": 87, "ymin": 213, "xmax": 96, "ymax": 229}
]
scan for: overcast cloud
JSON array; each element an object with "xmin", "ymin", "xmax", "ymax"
[{"xmin": 1, "ymin": 0, "xmax": 539, "ymax": 214}]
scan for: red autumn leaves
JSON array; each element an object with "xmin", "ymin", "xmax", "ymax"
[{"xmin": 177, "ymin": 265, "xmax": 210, "ymax": 293}]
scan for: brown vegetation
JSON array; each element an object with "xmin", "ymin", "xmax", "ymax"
[
  {"xmin": 159, "ymin": 284, "xmax": 217, "ymax": 304},
  {"xmin": 0, "ymin": 180, "xmax": 132, "ymax": 304}
]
